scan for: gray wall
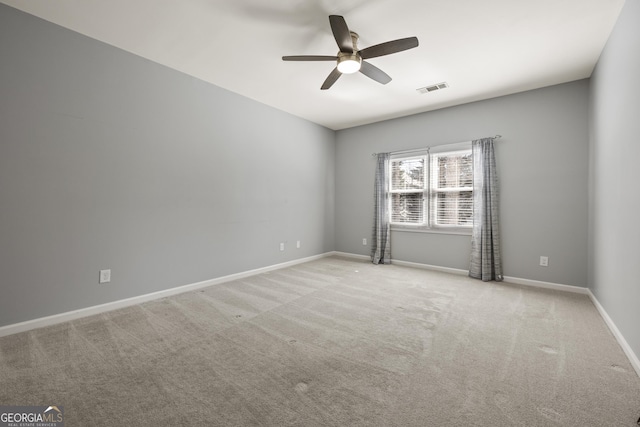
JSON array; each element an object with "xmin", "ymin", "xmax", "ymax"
[
  {"xmin": 588, "ymin": 0, "xmax": 640, "ymax": 361},
  {"xmin": 336, "ymin": 81, "xmax": 589, "ymax": 287},
  {"xmin": 0, "ymin": 5, "xmax": 335, "ymax": 327}
]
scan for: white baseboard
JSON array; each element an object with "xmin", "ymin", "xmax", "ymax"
[
  {"xmin": 332, "ymin": 252, "xmax": 468, "ymax": 277},
  {"xmin": 502, "ymin": 275, "xmax": 589, "ymax": 295},
  {"xmin": 390, "ymin": 259, "xmax": 469, "ymax": 276},
  {"xmin": 334, "ymin": 253, "xmax": 589, "ymax": 293},
  {"xmin": 333, "ymin": 253, "xmax": 589, "ymax": 290},
  {"xmin": 0, "ymin": 252, "xmax": 335, "ymax": 338},
  {"xmin": 587, "ymin": 290, "xmax": 640, "ymax": 378},
  {"xmin": 332, "ymin": 251, "xmax": 370, "ymax": 261}
]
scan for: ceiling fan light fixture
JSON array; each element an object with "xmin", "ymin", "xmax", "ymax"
[{"xmin": 337, "ymin": 53, "xmax": 362, "ymax": 74}]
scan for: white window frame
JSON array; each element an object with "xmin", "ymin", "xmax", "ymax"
[
  {"xmin": 429, "ymin": 149, "xmax": 473, "ymax": 230},
  {"xmin": 389, "ymin": 145, "xmax": 473, "ymax": 235},
  {"xmin": 389, "ymin": 153, "xmax": 428, "ymax": 227}
]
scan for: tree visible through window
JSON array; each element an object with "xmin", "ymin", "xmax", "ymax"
[{"xmin": 389, "ymin": 148, "xmax": 473, "ymax": 229}]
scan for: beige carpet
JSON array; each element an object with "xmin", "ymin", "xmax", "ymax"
[{"xmin": 1, "ymin": 256, "xmax": 639, "ymax": 426}]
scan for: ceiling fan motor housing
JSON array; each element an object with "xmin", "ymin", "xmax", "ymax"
[
  {"xmin": 337, "ymin": 32, "xmax": 361, "ymax": 74},
  {"xmin": 337, "ymin": 52, "xmax": 362, "ymax": 73}
]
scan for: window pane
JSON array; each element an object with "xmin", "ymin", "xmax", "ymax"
[
  {"xmin": 431, "ymin": 149, "xmax": 473, "ymax": 227},
  {"xmin": 435, "ymin": 191, "xmax": 473, "ymax": 226},
  {"xmin": 391, "ymin": 193, "xmax": 424, "ymax": 223},
  {"xmin": 459, "ymin": 153, "xmax": 473, "ymax": 187},
  {"xmin": 436, "ymin": 152, "xmax": 472, "ymax": 189},
  {"xmin": 391, "ymin": 157, "xmax": 425, "ymax": 190}
]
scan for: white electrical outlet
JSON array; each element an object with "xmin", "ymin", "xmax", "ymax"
[
  {"xmin": 540, "ymin": 256, "xmax": 549, "ymax": 267},
  {"xmin": 362, "ymin": 238, "xmax": 367, "ymax": 246},
  {"xmin": 280, "ymin": 243, "xmax": 285, "ymax": 251},
  {"xmin": 296, "ymin": 240, "xmax": 301, "ymax": 249},
  {"xmin": 99, "ymin": 269, "xmax": 111, "ymax": 284}
]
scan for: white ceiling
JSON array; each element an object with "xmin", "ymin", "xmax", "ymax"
[{"xmin": 1, "ymin": 0, "xmax": 625, "ymax": 130}]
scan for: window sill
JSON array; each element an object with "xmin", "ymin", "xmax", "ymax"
[{"xmin": 390, "ymin": 226, "xmax": 472, "ymax": 236}]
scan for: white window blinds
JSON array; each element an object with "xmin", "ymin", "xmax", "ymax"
[
  {"xmin": 430, "ymin": 150, "xmax": 473, "ymax": 226},
  {"xmin": 390, "ymin": 156, "xmax": 427, "ymax": 224},
  {"xmin": 388, "ymin": 144, "xmax": 473, "ymax": 229}
]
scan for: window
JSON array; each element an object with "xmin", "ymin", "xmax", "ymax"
[
  {"xmin": 430, "ymin": 150, "xmax": 473, "ymax": 227},
  {"xmin": 390, "ymin": 156, "xmax": 427, "ymax": 224},
  {"xmin": 389, "ymin": 148, "xmax": 473, "ymax": 230}
]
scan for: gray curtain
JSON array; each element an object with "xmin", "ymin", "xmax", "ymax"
[
  {"xmin": 469, "ymin": 138, "xmax": 503, "ymax": 281},
  {"xmin": 371, "ymin": 153, "xmax": 391, "ymax": 264}
]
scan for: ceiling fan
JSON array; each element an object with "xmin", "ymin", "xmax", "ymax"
[{"xmin": 282, "ymin": 15, "xmax": 419, "ymax": 90}]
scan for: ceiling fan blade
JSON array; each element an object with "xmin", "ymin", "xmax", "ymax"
[
  {"xmin": 282, "ymin": 55, "xmax": 338, "ymax": 61},
  {"xmin": 359, "ymin": 37, "xmax": 419, "ymax": 60},
  {"xmin": 321, "ymin": 67, "xmax": 342, "ymax": 90},
  {"xmin": 329, "ymin": 15, "xmax": 353, "ymax": 53},
  {"xmin": 360, "ymin": 61, "xmax": 392, "ymax": 85}
]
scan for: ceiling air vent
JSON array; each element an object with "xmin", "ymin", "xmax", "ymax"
[{"xmin": 416, "ymin": 82, "xmax": 449, "ymax": 94}]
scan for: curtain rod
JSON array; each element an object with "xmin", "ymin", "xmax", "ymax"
[{"xmin": 371, "ymin": 135, "xmax": 502, "ymax": 157}]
